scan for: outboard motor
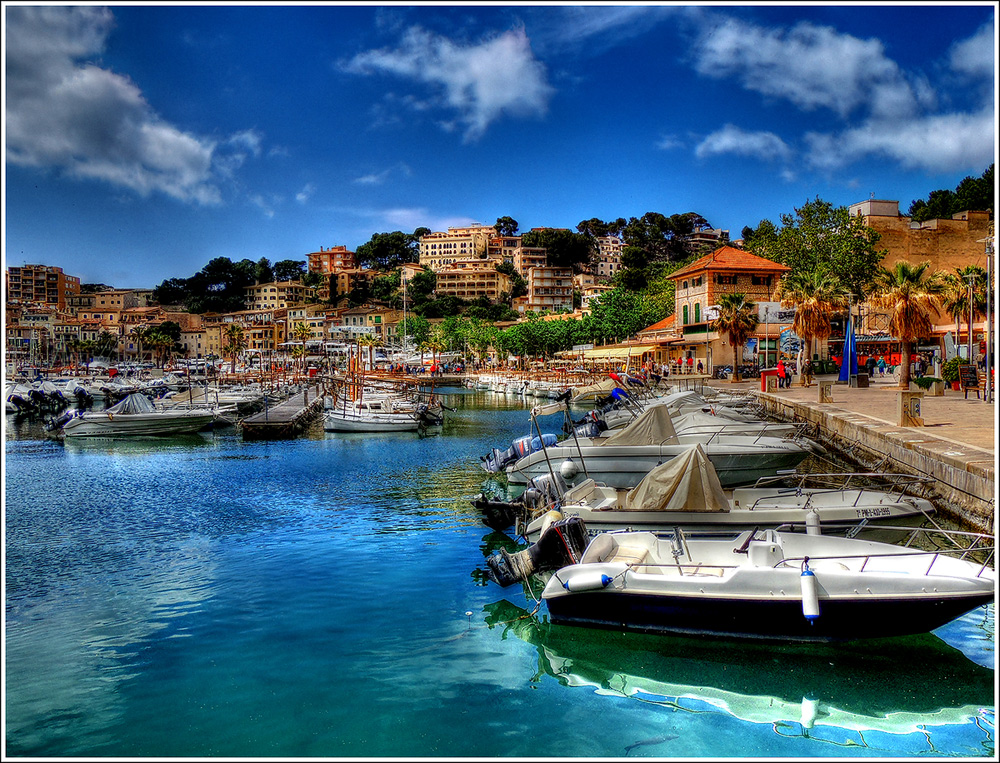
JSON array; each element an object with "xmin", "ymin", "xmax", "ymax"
[
  {"xmin": 45, "ymin": 408, "xmax": 81, "ymax": 432},
  {"xmin": 486, "ymin": 516, "xmax": 590, "ymax": 587}
]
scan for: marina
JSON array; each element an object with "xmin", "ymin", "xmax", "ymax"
[{"xmin": 3, "ymin": 380, "xmax": 995, "ymax": 758}]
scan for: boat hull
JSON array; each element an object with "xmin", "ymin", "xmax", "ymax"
[
  {"xmin": 60, "ymin": 411, "xmax": 215, "ymax": 437},
  {"xmin": 544, "ymin": 588, "xmax": 995, "ymax": 642},
  {"xmin": 323, "ymin": 414, "xmax": 423, "ymax": 432}
]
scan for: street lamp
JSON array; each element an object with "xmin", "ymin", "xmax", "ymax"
[{"xmin": 966, "ymin": 270, "xmax": 977, "ymax": 364}]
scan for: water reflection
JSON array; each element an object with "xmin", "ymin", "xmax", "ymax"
[{"xmin": 483, "ymin": 599, "xmax": 995, "ymax": 756}]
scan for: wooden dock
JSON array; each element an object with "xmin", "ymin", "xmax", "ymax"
[{"xmin": 240, "ymin": 385, "xmax": 325, "ymax": 440}]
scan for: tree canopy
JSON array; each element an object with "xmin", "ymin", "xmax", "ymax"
[
  {"xmin": 520, "ymin": 227, "xmax": 595, "ymax": 272},
  {"xmin": 495, "ymin": 216, "xmax": 519, "ymax": 236},
  {"xmin": 273, "ymin": 259, "xmax": 306, "ymax": 282},
  {"xmin": 908, "ymin": 164, "xmax": 994, "ymax": 222},
  {"xmin": 153, "ymin": 256, "xmax": 256, "ymax": 314},
  {"xmin": 355, "ymin": 230, "xmax": 424, "ymax": 270},
  {"xmin": 743, "ymin": 197, "xmax": 885, "ymax": 299}
]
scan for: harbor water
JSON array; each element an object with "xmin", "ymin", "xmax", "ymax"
[{"xmin": 4, "ymin": 389, "xmax": 995, "ymax": 758}]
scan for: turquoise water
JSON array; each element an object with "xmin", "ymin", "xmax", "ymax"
[{"xmin": 4, "ymin": 390, "xmax": 995, "ymax": 758}]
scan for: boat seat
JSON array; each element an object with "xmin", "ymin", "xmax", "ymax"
[{"xmin": 581, "ymin": 534, "xmax": 650, "ymax": 567}]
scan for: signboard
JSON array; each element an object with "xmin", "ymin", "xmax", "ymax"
[
  {"xmin": 743, "ymin": 338, "xmax": 758, "ymax": 361},
  {"xmin": 959, "ymin": 364, "xmax": 979, "ymax": 389},
  {"xmin": 779, "ymin": 327, "xmax": 801, "ymax": 356},
  {"xmin": 705, "ymin": 306, "xmax": 720, "ymax": 321}
]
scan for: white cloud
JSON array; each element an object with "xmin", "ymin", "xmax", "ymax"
[
  {"xmin": 695, "ymin": 124, "xmax": 792, "ymax": 162},
  {"xmin": 4, "ymin": 6, "xmax": 248, "ymax": 204},
  {"xmin": 950, "ymin": 23, "xmax": 995, "ymax": 79},
  {"xmin": 693, "ymin": 18, "xmax": 922, "ymax": 120},
  {"xmin": 805, "ymin": 108, "xmax": 996, "ymax": 173},
  {"xmin": 296, "ymin": 183, "xmax": 316, "ymax": 204},
  {"xmin": 656, "ymin": 134, "xmax": 684, "ymax": 151},
  {"xmin": 344, "ymin": 25, "xmax": 553, "ymax": 142}
]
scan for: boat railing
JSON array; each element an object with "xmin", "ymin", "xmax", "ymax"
[
  {"xmin": 778, "ymin": 543, "xmax": 995, "ymax": 579},
  {"xmin": 676, "ymin": 421, "xmax": 809, "ymax": 442},
  {"xmin": 742, "ymin": 472, "xmax": 937, "ymax": 511}
]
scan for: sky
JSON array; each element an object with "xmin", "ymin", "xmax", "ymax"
[{"xmin": 3, "ymin": 2, "xmax": 996, "ymax": 289}]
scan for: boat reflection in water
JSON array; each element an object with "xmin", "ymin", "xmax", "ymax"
[{"xmin": 482, "ymin": 599, "xmax": 995, "ymax": 756}]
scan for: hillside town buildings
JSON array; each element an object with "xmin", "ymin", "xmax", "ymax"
[{"xmin": 5, "ymin": 202, "xmax": 991, "ymax": 372}]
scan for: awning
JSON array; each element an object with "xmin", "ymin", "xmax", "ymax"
[{"xmin": 582, "ymin": 344, "xmax": 657, "ymax": 360}]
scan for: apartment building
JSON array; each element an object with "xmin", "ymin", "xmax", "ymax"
[
  {"xmin": 244, "ymin": 280, "xmax": 315, "ymax": 310},
  {"xmin": 434, "ymin": 262, "xmax": 512, "ymax": 302},
  {"xmin": 307, "ymin": 245, "xmax": 357, "ymax": 274},
  {"xmin": 593, "ymin": 235, "xmax": 623, "ymax": 281},
  {"xmin": 418, "ymin": 224, "xmax": 495, "ymax": 270},
  {"xmin": 519, "ymin": 266, "xmax": 574, "ymax": 314},
  {"xmin": 5, "ymin": 264, "xmax": 81, "ymax": 310}
]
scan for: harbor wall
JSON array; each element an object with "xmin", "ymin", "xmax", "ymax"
[{"xmin": 756, "ymin": 392, "xmax": 995, "ymax": 534}]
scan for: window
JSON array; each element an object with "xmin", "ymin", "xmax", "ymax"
[
  {"xmin": 682, "ymin": 281, "xmax": 688, "ymax": 290},
  {"xmin": 717, "ymin": 274, "xmax": 737, "ymax": 285},
  {"xmin": 692, "ymin": 277, "xmax": 702, "ymax": 287},
  {"xmin": 682, "ymin": 305, "xmax": 689, "ymax": 324},
  {"xmin": 694, "ymin": 303, "xmax": 701, "ymax": 323},
  {"xmin": 751, "ymin": 275, "xmax": 772, "ymax": 286}
]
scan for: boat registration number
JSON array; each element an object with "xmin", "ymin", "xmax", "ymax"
[{"xmin": 856, "ymin": 507, "xmax": 891, "ymax": 518}]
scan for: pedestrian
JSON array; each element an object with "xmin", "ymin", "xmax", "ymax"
[
  {"xmin": 686, "ymin": 356, "xmax": 694, "ymax": 374},
  {"xmin": 877, "ymin": 355, "xmax": 886, "ymax": 377},
  {"xmin": 697, "ymin": 359, "xmax": 704, "ymax": 374},
  {"xmin": 784, "ymin": 361, "xmax": 793, "ymax": 388},
  {"xmin": 776, "ymin": 358, "xmax": 786, "ymax": 389}
]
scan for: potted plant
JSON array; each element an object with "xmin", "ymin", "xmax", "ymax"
[
  {"xmin": 941, "ymin": 357, "xmax": 970, "ymax": 391},
  {"xmin": 910, "ymin": 375, "xmax": 944, "ymax": 395}
]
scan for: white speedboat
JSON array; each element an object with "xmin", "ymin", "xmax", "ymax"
[
  {"xmin": 501, "ymin": 405, "xmax": 820, "ymax": 489},
  {"xmin": 323, "ymin": 395, "xmax": 442, "ymax": 433},
  {"xmin": 48, "ymin": 393, "xmax": 215, "ymax": 438},
  {"xmin": 517, "ymin": 444, "xmax": 936, "ymax": 542},
  {"xmin": 540, "ymin": 526, "xmax": 995, "ymax": 642}
]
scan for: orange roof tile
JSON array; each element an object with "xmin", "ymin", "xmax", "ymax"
[
  {"xmin": 669, "ymin": 246, "xmax": 790, "ymax": 280},
  {"xmin": 641, "ymin": 315, "xmax": 675, "ymax": 332}
]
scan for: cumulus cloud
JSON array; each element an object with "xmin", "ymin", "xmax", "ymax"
[
  {"xmin": 296, "ymin": 183, "xmax": 316, "ymax": 204},
  {"xmin": 4, "ymin": 6, "xmax": 245, "ymax": 204},
  {"xmin": 695, "ymin": 124, "xmax": 792, "ymax": 162},
  {"xmin": 693, "ymin": 19, "xmax": 928, "ymax": 119},
  {"xmin": 690, "ymin": 14, "xmax": 993, "ymax": 175},
  {"xmin": 805, "ymin": 108, "xmax": 996, "ymax": 173},
  {"xmin": 343, "ymin": 25, "xmax": 553, "ymax": 142},
  {"xmin": 950, "ymin": 23, "xmax": 995, "ymax": 79}
]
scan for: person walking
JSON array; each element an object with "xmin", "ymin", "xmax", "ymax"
[
  {"xmin": 877, "ymin": 355, "xmax": 887, "ymax": 377},
  {"xmin": 697, "ymin": 359, "xmax": 704, "ymax": 374},
  {"xmin": 776, "ymin": 358, "xmax": 786, "ymax": 389}
]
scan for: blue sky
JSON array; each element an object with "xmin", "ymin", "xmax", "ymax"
[{"xmin": 4, "ymin": 3, "xmax": 996, "ymax": 289}]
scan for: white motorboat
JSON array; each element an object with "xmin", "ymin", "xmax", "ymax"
[
  {"xmin": 323, "ymin": 395, "xmax": 442, "ymax": 433},
  {"xmin": 498, "ymin": 405, "xmax": 821, "ymax": 489},
  {"xmin": 514, "ymin": 444, "xmax": 936, "ymax": 542},
  {"xmin": 47, "ymin": 392, "xmax": 216, "ymax": 438},
  {"xmin": 540, "ymin": 526, "xmax": 995, "ymax": 642}
]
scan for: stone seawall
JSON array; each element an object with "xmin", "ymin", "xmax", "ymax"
[{"xmin": 756, "ymin": 392, "xmax": 995, "ymax": 534}]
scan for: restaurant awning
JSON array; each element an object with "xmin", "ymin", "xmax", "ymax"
[{"xmin": 582, "ymin": 344, "xmax": 657, "ymax": 359}]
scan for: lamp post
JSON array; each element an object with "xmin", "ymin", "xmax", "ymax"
[{"xmin": 966, "ymin": 270, "xmax": 977, "ymax": 364}]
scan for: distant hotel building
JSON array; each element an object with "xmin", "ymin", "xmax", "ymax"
[{"xmin": 5, "ymin": 264, "xmax": 81, "ymax": 310}]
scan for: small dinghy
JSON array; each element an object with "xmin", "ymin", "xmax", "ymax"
[{"xmin": 540, "ymin": 526, "xmax": 995, "ymax": 642}]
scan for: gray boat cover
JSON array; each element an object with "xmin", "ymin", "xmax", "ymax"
[
  {"xmin": 106, "ymin": 393, "xmax": 156, "ymax": 414},
  {"xmin": 623, "ymin": 443, "xmax": 730, "ymax": 512},
  {"xmin": 600, "ymin": 404, "xmax": 678, "ymax": 446},
  {"xmin": 570, "ymin": 378, "xmax": 618, "ymax": 402}
]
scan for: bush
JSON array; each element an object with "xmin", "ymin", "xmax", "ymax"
[
  {"xmin": 911, "ymin": 376, "xmax": 942, "ymax": 390},
  {"xmin": 941, "ymin": 357, "xmax": 970, "ymax": 383}
]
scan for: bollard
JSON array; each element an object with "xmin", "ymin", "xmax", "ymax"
[
  {"xmin": 897, "ymin": 390, "xmax": 924, "ymax": 427},
  {"xmin": 818, "ymin": 380, "xmax": 833, "ymax": 403}
]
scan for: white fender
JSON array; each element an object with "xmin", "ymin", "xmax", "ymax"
[
  {"xmin": 563, "ymin": 571, "xmax": 613, "ymax": 592},
  {"xmin": 800, "ymin": 562, "xmax": 820, "ymax": 622}
]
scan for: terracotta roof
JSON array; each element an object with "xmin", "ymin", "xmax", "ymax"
[
  {"xmin": 640, "ymin": 314, "xmax": 676, "ymax": 332},
  {"xmin": 669, "ymin": 246, "xmax": 790, "ymax": 280}
]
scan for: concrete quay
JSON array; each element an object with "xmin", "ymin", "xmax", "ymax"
[{"xmin": 709, "ymin": 373, "xmax": 996, "ymax": 534}]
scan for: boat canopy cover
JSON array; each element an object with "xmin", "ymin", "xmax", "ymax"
[
  {"xmin": 106, "ymin": 393, "xmax": 156, "ymax": 415},
  {"xmin": 570, "ymin": 378, "xmax": 617, "ymax": 402},
  {"xmin": 600, "ymin": 404, "xmax": 678, "ymax": 446},
  {"xmin": 623, "ymin": 443, "xmax": 730, "ymax": 513},
  {"xmin": 661, "ymin": 390, "xmax": 706, "ymax": 410}
]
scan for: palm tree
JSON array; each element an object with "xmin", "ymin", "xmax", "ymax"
[
  {"xmin": 869, "ymin": 261, "xmax": 947, "ymax": 389},
  {"xmin": 711, "ymin": 293, "xmax": 759, "ymax": 382},
  {"xmin": 291, "ymin": 322, "xmax": 312, "ymax": 373},
  {"xmin": 223, "ymin": 323, "xmax": 248, "ymax": 374},
  {"xmin": 776, "ymin": 269, "xmax": 851, "ymax": 384},
  {"xmin": 941, "ymin": 265, "xmax": 988, "ymax": 351},
  {"xmin": 357, "ymin": 334, "xmax": 379, "ymax": 372}
]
